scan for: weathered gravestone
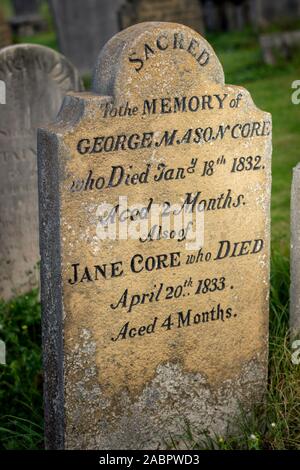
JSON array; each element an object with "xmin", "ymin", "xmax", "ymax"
[
  {"xmin": 290, "ymin": 163, "xmax": 300, "ymax": 338},
  {"xmin": 50, "ymin": 0, "xmax": 125, "ymax": 76},
  {"xmin": 38, "ymin": 22, "xmax": 272, "ymax": 450},
  {"xmin": 0, "ymin": 44, "xmax": 82, "ymax": 300}
]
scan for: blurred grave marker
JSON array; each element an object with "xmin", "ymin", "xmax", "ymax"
[
  {"xmin": 0, "ymin": 44, "xmax": 83, "ymax": 300},
  {"xmin": 290, "ymin": 163, "xmax": 300, "ymax": 338}
]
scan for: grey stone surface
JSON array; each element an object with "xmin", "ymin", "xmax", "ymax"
[
  {"xmin": 0, "ymin": 44, "xmax": 82, "ymax": 300},
  {"xmin": 50, "ymin": 0, "xmax": 125, "ymax": 76},
  {"xmin": 290, "ymin": 163, "xmax": 300, "ymax": 337},
  {"xmin": 202, "ymin": 0, "xmax": 300, "ymax": 32},
  {"xmin": 38, "ymin": 22, "xmax": 271, "ymax": 450}
]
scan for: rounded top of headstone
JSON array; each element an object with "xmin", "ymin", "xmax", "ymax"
[
  {"xmin": 0, "ymin": 43, "xmax": 82, "ymax": 94},
  {"xmin": 92, "ymin": 22, "xmax": 225, "ymax": 100}
]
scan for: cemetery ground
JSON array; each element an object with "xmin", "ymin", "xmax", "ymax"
[{"xmin": 0, "ymin": 28, "xmax": 300, "ymax": 450}]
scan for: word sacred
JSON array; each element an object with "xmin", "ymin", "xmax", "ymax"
[{"xmin": 129, "ymin": 31, "xmax": 210, "ymax": 72}]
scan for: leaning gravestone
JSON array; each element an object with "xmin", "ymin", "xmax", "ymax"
[
  {"xmin": 290, "ymin": 163, "xmax": 300, "ymax": 338},
  {"xmin": 0, "ymin": 44, "xmax": 82, "ymax": 300},
  {"xmin": 38, "ymin": 22, "xmax": 272, "ymax": 450}
]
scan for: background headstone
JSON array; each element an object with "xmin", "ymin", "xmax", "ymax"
[
  {"xmin": 120, "ymin": 0, "xmax": 204, "ymax": 33},
  {"xmin": 49, "ymin": 0, "xmax": 125, "ymax": 76},
  {"xmin": 290, "ymin": 163, "xmax": 300, "ymax": 338},
  {"xmin": 39, "ymin": 22, "xmax": 271, "ymax": 450},
  {"xmin": 0, "ymin": 44, "xmax": 82, "ymax": 300}
]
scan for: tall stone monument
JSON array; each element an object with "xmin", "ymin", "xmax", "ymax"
[
  {"xmin": 0, "ymin": 44, "xmax": 82, "ymax": 300},
  {"xmin": 38, "ymin": 22, "xmax": 272, "ymax": 450}
]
